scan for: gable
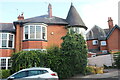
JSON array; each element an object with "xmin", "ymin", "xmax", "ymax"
[{"xmin": 106, "ymin": 25, "xmax": 120, "ymax": 39}]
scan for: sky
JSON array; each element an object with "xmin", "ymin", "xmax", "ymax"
[{"xmin": 0, "ymin": 0, "xmax": 120, "ymax": 31}]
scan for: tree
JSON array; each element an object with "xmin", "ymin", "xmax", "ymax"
[{"xmin": 61, "ymin": 30, "xmax": 88, "ymax": 75}]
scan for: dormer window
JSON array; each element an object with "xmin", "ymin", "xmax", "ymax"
[
  {"xmin": 92, "ymin": 40, "xmax": 98, "ymax": 45},
  {"xmin": 23, "ymin": 24, "xmax": 47, "ymax": 40}
]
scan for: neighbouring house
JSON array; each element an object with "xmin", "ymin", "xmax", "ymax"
[
  {"xmin": 0, "ymin": 3, "xmax": 87, "ymax": 69},
  {"xmin": 86, "ymin": 17, "xmax": 120, "ymax": 57}
]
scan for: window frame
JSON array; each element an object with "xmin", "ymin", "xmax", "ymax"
[
  {"xmin": 0, "ymin": 57, "xmax": 11, "ymax": 70},
  {"xmin": 0, "ymin": 33, "xmax": 14, "ymax": 48},
  {"xmin": 101, "ymin": 50, "xmax": 108, "ymax": 54},
  {"xmin": 23, "ymin": 24, "xmax": 47, "ymax": 40},
  {"xmin": 92, "ymin": 40, "xmax": 98, "ymax": 45},
  {"xmin": 101, "ymin": 41, "xmax": 107, "ymax": 46}
]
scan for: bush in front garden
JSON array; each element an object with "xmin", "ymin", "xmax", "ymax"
[
  {"xmin": 114, "ymin": 52, "xmax": 120, "ymax": 69},
  {"xmin": 0, "ymin": 70, "xmax": 10, "ymax": 79}
]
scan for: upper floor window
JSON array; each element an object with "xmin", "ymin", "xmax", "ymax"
[
  {"xmin": 69, "ymin": 27, "xmax": 86, "ymax": 39},
  {"xmin": 92, "ymin": 40, "xmax": 98, "ymax": 45},
  {"xmin": 0, "ymin": 33, "xmax": 14, "ymax": 48},
  {"xmin": 24, "ymin": 24, "xmax": 47, "ymax": 40},
  {"xmin": 69, "ymin": 27, "xmax": 85, "ymax": 34},
  {"xmin": 101, "ymin": 41, "xmax": 107, "ymax": 46}
]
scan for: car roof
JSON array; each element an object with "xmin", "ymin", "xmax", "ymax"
[{"xmin": 19, "ymin": 67, "xmax": 51, "ymax": 72}]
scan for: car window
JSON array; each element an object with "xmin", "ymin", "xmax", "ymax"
[
  {"xmin": 28, "ymin": 70, "xmax": 48, "ymax": 76},
  {"xmin": 12, "ymin": 71, "xmax": 28, "ymax": 79}
]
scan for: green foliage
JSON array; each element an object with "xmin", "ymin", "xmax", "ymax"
[
  {"xmin": 114, "ymin": 52, "xmax": 120, "ymax": 69},
  {"xmin": 46, "ymin": 46, "xmax": 74, "ymax": 78},
  {"xmin": 0, "ymin": 70, "xmax": 10, "ymax": 79},
  {"xmin": 10, "ymin": 31, "xmax": 88, "ymax": 79},
  {"xmin": 61, "ymin": 31, "xmax": 87, "ymax": 75},
  {"xmin": 85, "ymin": 66, "xmax": 94, "ymax": 75},
  {"xmin": 11, "ymin": 50, "xmax": 46, "ymax": 73}
]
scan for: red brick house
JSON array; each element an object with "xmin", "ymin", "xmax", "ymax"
[
  {"xmin": 0, "ymin": 4, "xmax": 87, "ymax": 69},
  {"xmin": 86, "ymin": 17, "xmax": 120, "ymax": 56}
]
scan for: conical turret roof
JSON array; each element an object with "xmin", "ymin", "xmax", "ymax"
[{"xmin": 66, "ymin": 4, "xmax": 87, "ymax": 30}]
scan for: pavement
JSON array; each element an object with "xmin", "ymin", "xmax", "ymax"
[{"xmin": 63, "ymin": 69, "xmax": 120, "ymax": 80}]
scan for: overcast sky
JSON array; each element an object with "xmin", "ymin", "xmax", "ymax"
[{"xmin": 0, "ymin": 0, "xmax": 119, "ymax": 31}]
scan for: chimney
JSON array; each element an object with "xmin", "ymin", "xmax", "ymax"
[
  {"xmin": 108, "ymin": 17, "xmax": 114, "ymax": 29},
  {"xmin": 48, "ymin": 3, "xmax": 52, "ymax": 18},
  {"xmin": 17, "ymin": 13, "xmax": 24, "ymax": 20}
]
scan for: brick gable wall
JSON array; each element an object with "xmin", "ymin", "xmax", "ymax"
[{"xmin": 107, "ymin": 28, "xmax": 120, "ymax": 53}]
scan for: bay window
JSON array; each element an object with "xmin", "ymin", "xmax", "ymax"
[
  {"xmin": 0, "ymin": 33, "xmax": 14, "ymax": 48},
  {"xmin": 24, "ymin": 24, "xmax": 47, "ymax": 40}
]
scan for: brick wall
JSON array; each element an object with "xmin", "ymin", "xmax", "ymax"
[
  {"xmin": 0, "ymin": 49, "xmax": 14, "ymax": 57},
  {"xmin": 100, "ymin": 46, "xmax": 108, "ymax": 50},
  {"xmin": 22, "ymin": 41, "xmax": 47, "ymax": 49},
  {"xmin": 87, "ymin": 40, "xmax": 99, "ymax": 49},
  {"xmin": 47, "ymin": 25, "xmax": 67, "ymax": 47},
  {"xmin": 118, "ymin": 30, "xmax": 120, "ymax": 50},
  {"xmin": 107, "ymin": 28, "xmax": 119, "ymax": 53}
]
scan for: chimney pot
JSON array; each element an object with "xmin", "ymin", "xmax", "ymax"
[{"xmin": 17, "ymin": 13, "xmax": 24, "ymax": 20}]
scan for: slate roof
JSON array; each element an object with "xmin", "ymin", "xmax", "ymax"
[
  {"xmin": 0, "ymin": 23, "xmax": 15, "ymax": 32},
  {"xmin": 14, "ymin": 15, "xmax": 68, "ymax": 25},
  {"xmin": 66, "ymin": 4, "xmax": 87, "ymax": 30},
  {"xmin": 86, "ymin": 25, "xmax": 109, "ymax": 40},
  {"xmin": 106, "ymin": 25, "xmax": 120, "ymax": 39}
]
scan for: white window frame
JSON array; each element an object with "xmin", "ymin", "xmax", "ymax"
[
  {"xmin": 101, "ymin": 50, "xmax": 108, "ymax": 54},
  {"xmin": 92, "ymin": 40, "xmax": 98, "ymax": 45},
  {"xmin": 22, "ymin": 49, "xmax": 46, "ymax": 51},
  {"xmin": 23, "ymin": 24, "xmax": 47, "ymax": 40},
  {"xmin": 0, "ymin": 33, "xmax": 14, "ymax": 48},
  {"xmin": 101, "ymin": 41, "xmax": 107, "ymax": 46},
  {"xmin": 0, "ymin": 57, "xmax": 11, "ymax": 70}
]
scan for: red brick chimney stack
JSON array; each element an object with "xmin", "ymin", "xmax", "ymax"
[
  {"xmin": 108, "ymin": 17, "xmax": 114, "ymax": 29},
  {"xmin": 48, "ymin": 3, "xmax": 52, "ymax": 18},
  {"xmin": 17, "ymin": 13, "xmax": 24, "ymax": 20}
]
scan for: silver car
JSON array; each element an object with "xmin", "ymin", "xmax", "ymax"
[{"xmin": 7, "ymin": 67, "xmax": 58, "ymax": 80}]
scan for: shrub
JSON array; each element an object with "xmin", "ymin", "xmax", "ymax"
[
  {"xmin": 11, "ymin": 50, "xmax": 47, "ymax": 73},
  {"xmin": 114, "ymin": 52, "xmax": 120, "ymax": 69},
  {"xmin": 0, "ymin": 70, "xmax": 10, "ymax": 79},
  {"xmin": 85, "ymin": 66, "xmax": 95, "ymax": 74}
]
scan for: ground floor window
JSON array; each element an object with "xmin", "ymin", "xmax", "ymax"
[
  {"xmin": 0, "ymin": 57, "xmax": 11, "ymax": 70},
  {"xmin": 101, "ymin": 50, "xmax": 108, "ymax": 54},
  {"xmin": 22, "ymin": 49, "xmax": 47, "ymax": 53}
]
